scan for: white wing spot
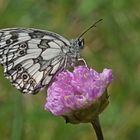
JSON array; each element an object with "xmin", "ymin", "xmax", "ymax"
[
  {"xmin": 42, "ymin": 35, "xmax": 55, "ymax": 40},
  {"xmin": 48, "ymin": 41, "xmax": 60, "ymax": 49},
  {"xmin": 21, "ymin": 59, "xmax": 34, "ymax": 69},
  {"xmin": 27, "ymin": 63, "xmax": 40, "ymax": 76},
  {"xmin": 33, "ymin": 71, "xmax": 43, "ymax": 84},
  {"xmin": 41, "ymin": 48, "xmax": 61, "ymax": 60}
]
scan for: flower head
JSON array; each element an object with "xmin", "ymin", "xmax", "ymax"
[{"xmin": 45, "ymin": 66, "xmax": 113, "ymax": 123}]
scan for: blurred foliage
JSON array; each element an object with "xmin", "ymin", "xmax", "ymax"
[{"xmin": 0, "ymin": 0, "xmax": 140, "ymax": 140}]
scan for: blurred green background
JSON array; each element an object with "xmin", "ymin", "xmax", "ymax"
[{"xmin": 0, "ymin": 0, "xmax": 140, "ymax": 140}]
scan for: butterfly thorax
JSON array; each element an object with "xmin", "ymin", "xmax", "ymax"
[{"xmin": 66, "ymin": 38, "xmax": 84, "ymax": 66}]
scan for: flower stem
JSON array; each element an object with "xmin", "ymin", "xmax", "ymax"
[{"xmin": 91, "ymin": 116, "xmax": 104, "ymax": 140}]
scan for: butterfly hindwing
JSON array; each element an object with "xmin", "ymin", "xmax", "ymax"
[{"xmin": 0, "ymin": 28, "xmax": 70, "ymax": 94}]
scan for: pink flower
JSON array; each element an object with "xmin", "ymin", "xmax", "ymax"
[{"xmin": 45, "ymin": 66, "xmax": 113, "ymax": 123}]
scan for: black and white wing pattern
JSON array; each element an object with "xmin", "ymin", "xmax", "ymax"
[{"xmin": 0, "ymin": 28, "xmax": 71, "ymax": 94}]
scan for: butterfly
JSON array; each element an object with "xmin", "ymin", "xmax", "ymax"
[{"xmin": 0, "ymin": 19, "xmax": 102, "ymax": 94}]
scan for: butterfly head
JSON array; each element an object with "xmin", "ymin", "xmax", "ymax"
[
  {"xmin": 76, "ymin": 38, "xmax": 85, "ymax": 49},
  {"xmin": 67, "ymin": 38, "xmax": 84, "ymax": 66},
  {"xmin": 71, "ymin": 38, "xmax": 84, "ymax": 49},
  {"xmin": 69, "ymin": 38, "xmax": 84, "ymax": 56}
]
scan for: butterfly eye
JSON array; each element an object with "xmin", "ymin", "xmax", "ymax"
[{"xmin": 78, "ymin": 38, "xmax": 84, "ymax": 49}]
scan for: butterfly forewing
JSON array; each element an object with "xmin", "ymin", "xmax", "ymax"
[{"xmin": 0, "ymin": 28, "xmax": 70, "ymax": 94}]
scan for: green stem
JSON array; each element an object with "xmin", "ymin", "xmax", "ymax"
[{"xmin": 91, "ymin": 116, "xmax": 104, "ymax": 140}]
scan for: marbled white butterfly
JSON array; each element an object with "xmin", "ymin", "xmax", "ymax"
[{"xmin": 0, "ymin": 19, "xmax": 102, "ymax": 94}]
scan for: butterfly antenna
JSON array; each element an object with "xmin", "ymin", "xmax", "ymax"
[{"xmin": 78, "ymin": 19, "xmax": 103, "ymax": 39}]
